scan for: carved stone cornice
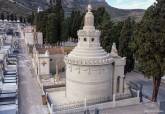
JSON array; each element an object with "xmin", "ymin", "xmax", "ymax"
[
  {"xmin": 78, "ymin": 29, "xmax": 100, "ymax": 38},
  {"xmin": 64, "ymin": 56, "xmax": 114, "ymax": 65}
]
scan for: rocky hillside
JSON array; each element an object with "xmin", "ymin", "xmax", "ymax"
[
  {"xmin": 0, "ymin": 0, "xmax": 31, "ymax": 17},
  {"xmin": 0, "ymin": 0, "xmax": 145, "ymax": 20},
  {"xmin": 61, "ymin": 0, "xmax": 144, "ymax": 21}
]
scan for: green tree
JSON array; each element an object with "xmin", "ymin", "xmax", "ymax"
[
  {"xmin": 19, "ymin": 16, "xmax": 23, "ymax": 23},
  {"xmin": 94, "ymin": 7, "xmax": 111, "ymax": 28},
  {"xmin": 69, "ymin": 11, "xmax": 82, "ymax": 41},
  {"xmin": 110, "ymin": 22, "xmax": 124, "ymax": 49},
  {"xmin": 61, "ymin": 17, "xmax": 70, "ymax": 42},
  {"xmin": 10, "ymin": 14, "xmax": 14, "ymax": 21},
  {"xmin": 50, "ymin": 0, "xmax": 64, "ymax": 44},
  {"xmin": 95, "ymin": 7, "xmax": 124, "ymax": 53},
  {"xmin": 14, "ymin": 14, "xmax": 17, "ymax": 21},
  {"xmin": 0, "ymin": 13, "xmax": 5, "ymax": 20},
  {"xmin": 119, "ymin": 17, "xmax": 135, "ymax": 73},
  {"xmin": 133, "ymin": 0, "xmax": 165, "ymax": 102},
  {"xmin": 7, "ymin": 14, "xmax": 10, "ymax": 21},
  {"xmin": 35, "ymin": 12, "xmax": 48, "ymax": 40},
  {"xmin": 29, "ymin": 12, "xmax": 36, "ymax": 24},
  {"xmin": 46, "ymin": 13, "xmax": 58, "ymax": 43},
  {"xmin": 100, "ymin": 21, "xmax": 113, "ymax": 52},
  {"xmin": 93, "ymin": 7, "xmax": 113, "ymax": 52}
]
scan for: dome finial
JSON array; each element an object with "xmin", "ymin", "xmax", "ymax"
[
  {"xmin": 83, "ymin": 4, "xmax": 95, "ymax": 29},
  {"xmin": 87, "ymin": 4, "xmax": 92, "ymax": 12}
]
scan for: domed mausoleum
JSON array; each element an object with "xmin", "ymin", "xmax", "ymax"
[
  {"xmin": 45, "ymin": 5, "xmax": 137, "ymax": 114},
  {"xmin": 64, "ymin": 4, "xmax": 126, "ymax": 102}
]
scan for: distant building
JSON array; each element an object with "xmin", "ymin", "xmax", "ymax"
[
  {"xmin": 22, "ymin": 26, "xmax": 43, "ymax": 46},
  {"xmin": 32, "ymin": 46, "xmax": 65, "ymax": 78}
]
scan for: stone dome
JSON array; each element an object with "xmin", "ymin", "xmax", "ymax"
[{"xmin": 65, "ymin": 4, "xmax": 113, "ymax": 65}]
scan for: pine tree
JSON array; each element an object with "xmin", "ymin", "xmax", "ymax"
[
  {"xmin": 133, "ymin": 0, "xmax": 165, "ymax": 102},
  {"xmin": 119, "ymin": 17, "xmax": 135, "ymax": 73}
]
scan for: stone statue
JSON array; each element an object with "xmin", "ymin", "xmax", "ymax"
[{"xmin": 111, "ymin": 43, "xmax": 118, "ymax": 57}]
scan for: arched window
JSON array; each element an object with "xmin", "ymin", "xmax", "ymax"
[
  {"xmin": 116, "ymin": 76, "xmax": 120, "ymax": 93},
  {"xmin": 84, "ymin": 38, "xmax": 87, "ymax": 42},
  {"xmin": 91, "ymin": 38, "xmax": 94, "ymax": 42}
]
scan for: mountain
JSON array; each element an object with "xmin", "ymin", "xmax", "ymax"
[
  {"xmin": 61, "ymin": 0, "xmax": 144, "ymax": 21},
  {"xmin": 0, "ymin": 0, "xmax": 145, "ymax": 20},
  {"xmin": 0, "ymin": 0, "xmax": 31, "ymax": 17}
]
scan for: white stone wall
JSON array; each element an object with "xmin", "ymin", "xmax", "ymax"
[
  {"xmin": 66, "ymin": 64, "xmax": 113, "ymax": 101},
  {"xmin": 37, "ymin": 32, "xmax": 43, "ymax": 45},
  {"xmin": 113, "ymin": 58, "xmax": 126, "ymax": 94},
  {"xmin": 38, "ymin": 57, "xmax": 50, "ymax": 76},
  {"xmin": 49, "ymin": 54, "xmax": 65, "ymax": 75},
  {"xmin": 25, "ymin": 33, "xmax": 34, "ymax": 45}
]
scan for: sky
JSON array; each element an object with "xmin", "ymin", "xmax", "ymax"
[{"xmin": 106, "ymin": 0, "xmax": 156, "ymax": 9}]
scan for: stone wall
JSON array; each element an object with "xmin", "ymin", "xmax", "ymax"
[
  {"xmin": 49, "ymin": 54, "xmax": 65, "ymax": 75},
  {"xmin": 38, "ymin": 55, "xmax": 50, "ymax": 76},
  {"xmin": 24, "ymin": 33, "xmax": 34, "ymax": 45},
  {"xmin": 66, "ymin": 64, "xmax": 113, "ymax": 101}
]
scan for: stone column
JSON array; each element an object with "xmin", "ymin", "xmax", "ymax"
[{"xmin": 113, "ymin": 76, "xmax": 117, "ymax": 94}]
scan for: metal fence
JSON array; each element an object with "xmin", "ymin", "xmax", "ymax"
[{"xmin": 52, "ymin": 97, "xmax": 111, "ymax": 112}]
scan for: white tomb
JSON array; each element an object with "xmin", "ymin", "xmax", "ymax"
[
  {"xmin": 65, "ymin": 4, "xmax": 114, "ymax": 101},
  {"xmin": 46, "ymin": 5, "xmax": 129, "ymax": 113}
]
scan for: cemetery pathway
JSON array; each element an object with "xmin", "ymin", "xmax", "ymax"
[{"xmin": 18, "ymin": 31, "xmax": 48, "ymax": 114}]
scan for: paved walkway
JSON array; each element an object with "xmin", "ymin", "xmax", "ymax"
[
  {"xmin": 18, "ymin": 34, "xmax": 48, "ymax": 114},
  {"xmin": 126, "ymin": 72, "xmax": 165, "ymax": 102}
]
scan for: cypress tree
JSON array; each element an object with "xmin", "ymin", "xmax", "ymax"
[
  {"xmin": 19, "ymin": 16, "xmax": 23, "ymax": 23},
  {"xmin": 10, "ymin": 14, "xmax": 14, "ymax": 21},
  {"xmin": 133, "ymin": 0, "xmax": 165, "ymax": 102},
  {"xmin": 61, "ymin": 17, "xmax": 70, "ymax": 42},
  {"xmin": 7, "ymin": 14, "xmax": 10, "ymax": 21},
  {"xmin": 94, "ymin": 7, "xmax": 111, "ymax": 28},
  {"xmin": 119, "ymin": 17, "xmax": 135, "ymax": 73},
  {"xmin": 0, "ymin": 13, "xmax": 5, "ymax": 20},
  {"xmin": 14, "ymin": 14, "xmax": 17, "ymax": 21},
  {"xmin": 46, "ymin": 13, "xmax": 58, "ymax": 44},
  {"xmin": 100, "ymin": 21, "xmax": 113, "ymax": 52},
  {"xmin": 69, "ymin": 11, "xmax": 82, "ymax": 41}
]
